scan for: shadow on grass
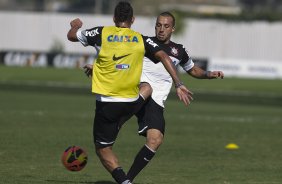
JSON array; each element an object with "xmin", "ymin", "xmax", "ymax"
[{"xmin": 45, "ymin": 180, "xmax": 115, "ymax": 184}]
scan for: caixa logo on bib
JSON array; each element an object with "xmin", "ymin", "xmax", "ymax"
[{"xmin": 116, "ymin": 64, "xmax": 130, "ymax": 69}]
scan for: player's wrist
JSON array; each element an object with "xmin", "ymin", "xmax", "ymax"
[
  {"xmin": 175, "ymin": 81, "xmax": 184, "ymax": 88},
  {"xmin": 71, "ymin": 26, "xmax": 81, "ymax": 29}
]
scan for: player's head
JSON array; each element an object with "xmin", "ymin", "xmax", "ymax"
[
  {"xmin": 113, "ymin": 1, "xmax": 135, "ymax": 28},
  {"xmin": 155, "ymin": 12, "xmax": 175, "ymax": 44}
]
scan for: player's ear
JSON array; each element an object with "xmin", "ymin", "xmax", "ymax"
[
  {"xmin": 131, "ymin": 16, "xmax": 135, "ymax": 24},
  {"xmin": 172, "ymin": 26, "xmax": 175, "ymax": 32}
]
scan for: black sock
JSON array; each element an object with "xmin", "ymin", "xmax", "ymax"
[
  {"xmin": 127, "ymin": 145, "xmax": 156, "ymax": 181},
  {"xmin": 111, "ymin": 167, "xmax": 130, "ymax": 184}
]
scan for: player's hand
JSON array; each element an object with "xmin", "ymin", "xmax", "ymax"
[
  {"xmin": 70, "ymin": 18, "xmax": 83, "ymax": 29},
  {"xmin": 83, "ymin": 64, "xmax": 93, "ymax": 78},
  {"xmin": 207, "ymin": 71, "xmax": 224, "ymax": 79},
  {"xmin": 176, "ymin": 85, "xmax": 193, "ymax": 106}
]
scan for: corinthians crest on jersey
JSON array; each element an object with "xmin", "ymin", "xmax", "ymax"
[{"xmin": 170, "ymin": 47, "xmax": 179, "ymax": 57}]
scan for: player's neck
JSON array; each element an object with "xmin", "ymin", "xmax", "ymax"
[
  {"xmin": 115, "ymin": 22, "xmax": 131, "ymax": 28},
  {"xmin": 164, "ymin": 39, "xmax": 171, "ymax": 44},
  {"xmin": 160, "ymin": 39, "xmax": 171, "ymax": 44},
  {"xmin": 160, "ymin": 37, "xmax": 171, "ymax": 44},
  {"xmin": 155, "ymin": 36, "xmax": 171, "ymax": 44}
]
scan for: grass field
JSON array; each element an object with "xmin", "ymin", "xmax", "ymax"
[{"xmin": 0, "ymin": 65, "xmax": 282, "ymax": 184}]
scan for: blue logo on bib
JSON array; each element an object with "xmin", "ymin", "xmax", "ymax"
[{"xmin": 116, "ymin": 64, "xmax": 130, "ymax": 69}]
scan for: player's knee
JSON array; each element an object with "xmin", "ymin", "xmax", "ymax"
[
  {"xmin": 146, "ymin": 133, "xmax": 163, "ymax": 151},
  {"xmin": 95, "ymin": 146, "xmax": 105, "ymax": 159},
  {"xmin": 95, "ymin": 146, "xmax": 114, "ymax": 160},
  {"xmin": 139, "ymin": 82, "xmax": 152, "ymax": 100}
]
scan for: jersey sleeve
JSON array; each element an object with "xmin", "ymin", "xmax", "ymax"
[
  {"xmin": 142, "ymin": 36, "xmax": 162, "ymax": 56},
  {"xmin": 76, "ymin": 26, "xmax": 103, "ymax": 47},
  {"xmin": 179, "ymin": 45, "xmax": 194, "ymax": 72}
]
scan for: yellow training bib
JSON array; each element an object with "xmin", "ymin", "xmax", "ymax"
[{"xmin": 92, "ymin": 26, "xmax": 145, "ymax": 98}]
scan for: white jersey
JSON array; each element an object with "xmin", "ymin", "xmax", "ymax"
[{"xmin": 141, "ymin": 37, "xmax": 194, "ymax": 107}]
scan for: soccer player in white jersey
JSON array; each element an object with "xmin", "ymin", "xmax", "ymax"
[{"xmin": 126, "ymin": 12, "xmax": 224, "ymax": 182}]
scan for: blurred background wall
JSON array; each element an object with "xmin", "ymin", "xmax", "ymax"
[
  {"xmin": 1, "ymin": 11, "xmax": 281, "ymax": 61},
  {"xmin": 1, "ymin": 0, "xmax": 282, "ymax": 79}
]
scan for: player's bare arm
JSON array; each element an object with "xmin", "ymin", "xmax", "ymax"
[
  {"xmin": 67, "ymin": 18, "xmax": 83, "ymax": 42},
  {"xmin": 154, "ymin": 50, "xmax": 193, "ymax": 106},
  {"xmin": 188, "ymin": 65, "xmax": 224, "ymax": 79},
  {"xmin": 206, "ymin": 70, "xmax": 224, "ymax": 79},
  {"xmin": 154, "ymin": 50, "xmax": 179, "ymax": 83}
]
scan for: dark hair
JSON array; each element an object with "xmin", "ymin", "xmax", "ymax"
[
  {"xmin": 158, "ymin": 12, "xmax": 176, "ymax": 27},
  {"xmin": 114, "ymin": 1, "xmax": 133, "ymax": 23}
]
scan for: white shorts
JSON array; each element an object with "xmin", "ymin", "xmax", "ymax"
[{"xmin": 140, "ymin": 72, "xmax": 172, "ymax": 108}]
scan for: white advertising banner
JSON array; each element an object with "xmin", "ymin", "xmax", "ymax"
[{"xmin": 208, "ymin": 58, "xmax": 282, "ymax": 79}]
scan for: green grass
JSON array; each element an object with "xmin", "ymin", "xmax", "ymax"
[
  {"xmin": 0, "ymin": 65, "xmax": 282, "ymax": 184},
  {"xmin": 1, "ymin": 65, "xmax": 282, "ymax": 94}
]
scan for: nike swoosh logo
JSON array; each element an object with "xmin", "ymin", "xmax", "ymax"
[
  {"xmin": 144, "ymin": 157, "xmax": 150, "ymax": 162},
  {"xmin": 112, "ymin": 54, "xmax": 131, "ymax": 61}
]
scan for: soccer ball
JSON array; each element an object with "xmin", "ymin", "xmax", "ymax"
[{"xmin": 61, "ymin": 146, "xmax": 88, "ymax": 171}]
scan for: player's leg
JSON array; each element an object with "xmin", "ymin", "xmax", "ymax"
[
  {"xmin": 128, "ymin": 98, "xmax": 165, "ymax": 181},
  {"xmin": 127, "ymin": 130, "xmax": 164, "ymax": 182},
  {"xmin": 146, "ymin": 128, "xmax": 164, "ymax": 151},
  {"xmin": 95, "ymin": 146, "xmax": 119, "ymax": 172},
  {"xmin": 94, "ymin": 101, "xmax": 132, "ymax": 184},
  {"xmin": 95, "ymin": 146, "xmax": 132, "ymax": 184},
  {"xmin": 135, "ymin": 97, "xmax": 149, "ymax": 136},
  {"xmin": 116, "ymin": 88, "xmax": 150, "ymax": 131},
  {"xmin": 139, "ymin": 82, "xmax": 152, "ymax": 100}
]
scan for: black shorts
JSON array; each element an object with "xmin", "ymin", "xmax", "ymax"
[
  {"xmin": 93, "ymin": 96, "xmax": 145, "ymax": 148},
  {"xmin": 135, "ymin": 97, "xmax": 165, "ymax": 137}
]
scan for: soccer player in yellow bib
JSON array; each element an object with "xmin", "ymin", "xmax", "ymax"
[{"xmin": 67, "ymin": 2, "xmax": 193, "ymax": 184}]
